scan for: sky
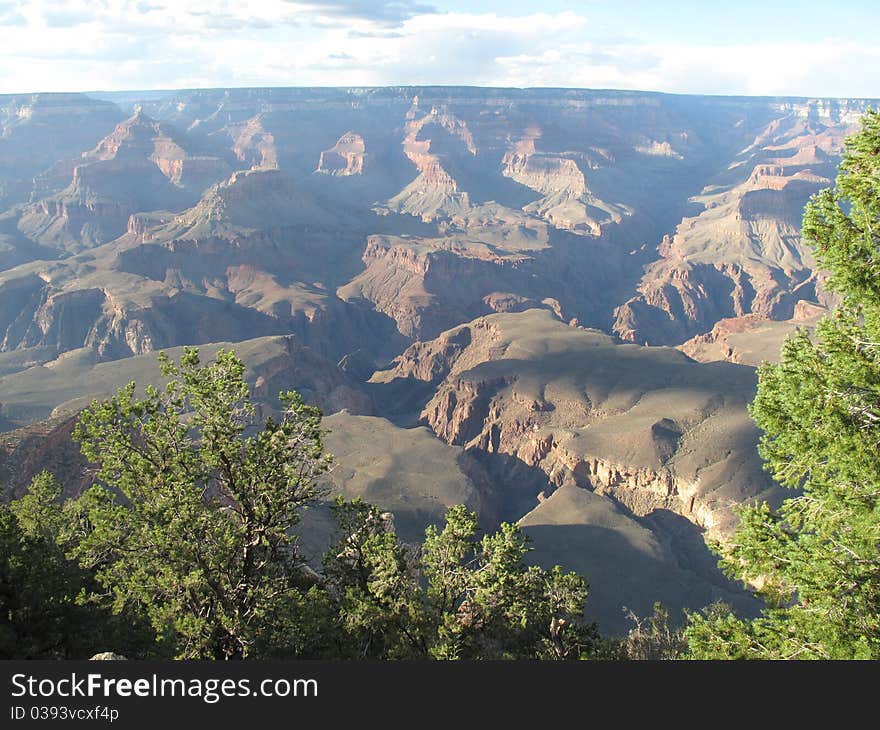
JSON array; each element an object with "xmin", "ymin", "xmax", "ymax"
[{"xmin": 0, "ymin": 0, "xmax": 878, "ymax": 97}]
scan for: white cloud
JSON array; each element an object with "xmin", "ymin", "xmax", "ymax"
[
  {"xmin": 284, "ymin": 1, "xmax": 438, "ymax": 25},
  {"xmin": 0, "ymin": 2, "xmax": 876, "ymax": 97}
]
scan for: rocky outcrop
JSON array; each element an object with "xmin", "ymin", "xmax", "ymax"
[
  {"xmin": 1, "ymin": 166, "xmax": 399, "ymax": 363},
  {"xmin": 316, "ymin": 132, "xmax": 367, "ymax": 176},
  {"xmin": 84, "ymin": 109, "xmax": 230, "ymax": 191},
  {"xmin": 164, "ymin": 156, "xmax": 233, "ymax": 194},
  {"xmin": 0, "ymin": 270, "xmax": 288, "ymax": 361},
  {"xmin": 383, "ymin": 170, "xmax": 470, "ymax": 222},
  {"xmin": 380, "ymin": 103, "xmax": 474, "ymax": 221},
  {"xmin": 247, "ymin": 335, "xmax": 374, "ymax": 416},
  {"xmin": 0, "ymin": 414, "xmax": 87, "ymax": 499},
  {"xmin": 379, "ymin": 324, "xmax": 473, "ymax": 383},
  {"xmin": 339, "ymin": 236, "xmax": 456, "ymax": 338},
  {"xmin": 502, "ymin": 128, "xmax": 631, "ymax": 235},
  {"xmin": 16, "ymin": 110, "xmax": 230, "ymax": 251},
  {"xmin": 375, "ymin": 309, "xmax": 781, "ymax": 538},
  {"xmin": 18, "ymin": 191, "xmax": 137, "ymax": 251},
  {"xmin": 160, "ymin": 168, "xmax": 332, "ymax": 235},
  {"xmin": 224, "ymin": 114, "xmax": 278, "ymax": 169},
  {"xmin": 338, "ymin": 233, "xmax": 550, "ymax": 339},
  {"xmin": 634, "ymin": 138, "xmax": 684, "ymax": 158},
  {"xmin": 0, "ymin": 265, "xmax": 393, "ymax": 364},
  {"xmin": 613, "ymin": 112, "xmax": 850, "ymax": 345},
  {"xmin": 679, "ymin": 300, "xmax": 826, "ymax": 366}
]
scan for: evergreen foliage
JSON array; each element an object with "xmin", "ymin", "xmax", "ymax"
[
  {"xmin": 686, "ymin": 110, "xmax": 880, "ymax": 659},
  {"xmin": 0, "ymin": 472, "xmax": 150, "ymax": 658},
  {"xmin": 324, "ymin": 499, "xmax": 597, "ymax": 659},
  {"xmin": 2, "ymin": 348, "xmax": 596, "ymax": 659}
]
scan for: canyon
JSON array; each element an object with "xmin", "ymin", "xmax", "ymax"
[{"xmin": 0, "ymin": 87, "xmax": 875, "ymax": 633}]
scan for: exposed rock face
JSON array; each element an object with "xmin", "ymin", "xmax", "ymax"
[
  {"xmin": 374, "ymin": 309, "xmax": 781, "ymax": 538},
  {"xmin": 223, "ymin": 114, "xmax": 279, "ymax": 169},
  {"xmin": 613, "ymin": 108, "xmax": 853, "ymax": 345},
  {"xmin": 0, "ymin": 93, "xmax": 123, "ymax": 209},
  {"xmin": 0, "ymin": 168, "xmax": 395, "ymax": 362},
  {"xmin": 0, "ymin": 269, "xmax": 291, "ymax": 362},
  {"xmin": 338, "ymin": 233, "xmax": 547, "ymax": 339},
  {"xmin": 0, "ymin": 265, "xmax": 393, "ymax": 365},
  {"xmin": 159, "ymin": 168, "xmax": 332, "ymax": 235},
  {"xmin": 316, "ymin": 132, "xmax": 367, "ymax": 176},
  {"xmin": 16, "ymin": 110, "xmax": 231, "ymax": 252},
  {"xmin": 343, "ymin": 234, "xmax": 596, "ymax": 339},
  {"xmin": 4, "ymin": 87, "xmax": 868, "ymax": 372},
  {"xmin": 0, "ymin": 414, "xmax": 87, "ymax": 499},
  {"xmin": 337, "ymin": 201, "xmax": 628, "ymax": 341},
  {"xmin": 679, "ymin": 300, "xmax": 826, "ymax": 366},
  {"xmin": 380, "ymin": 102, "xmax": 474, "ymax": 221},
  {"xmin": 634, "ymin": 138, "xmax": 684, "ymax": 158},
  {"xmin": 502, "ymin": 128, "xmax": 631, "ymax": 235}
]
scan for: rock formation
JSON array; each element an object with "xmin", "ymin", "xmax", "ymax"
[
  {"xmin": 613, "ymin": 108, "xmax": 856, "ymax": 345},
  {"xmin": 316, "ymin": 132, "xmax": 368, "ymax": 176},
  {"xmin": 224, "ymin": 114, "xmax": 279, "ymax": 169},
  {"xmin": 374, "ymin": 309, "xmax": 781, "ymax": 538},
  {"xmin": 0, "ymin": 93, "xmax": 123, "ymax": 209},
  {"xmin": 502, "ymin": 127, "xmax": 631, "ymax": 235},
  {"xmin": 380, "ymin": 102, "xmax": 474, "ymax": 221},
  {"xmin": 2, "ymin": 86, "xmax": 878, "ymax": 633},
  {"xmin": 0, "ymin": 167, "xmax": 393, "ymax": 362},
  {"xmin": 679, "ymin": 300, "xmax": 826, "ymax": 366},
  {"xmin": 15, "ymin": 110, "xmax": 231, "ymax": 251}
]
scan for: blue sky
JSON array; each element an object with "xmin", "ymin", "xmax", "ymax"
[{"xmin": 0, "ymin": 1, "xmax": 877, "ymax": 96}]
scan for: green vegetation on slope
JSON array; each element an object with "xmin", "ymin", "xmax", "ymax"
[
  {"xmin": 686, "ymin": 109, "xmax": 880, "ymax": 659},
  {"xmin": 0, "ymin": 348, "xmax": 597, "ymax": 660}
]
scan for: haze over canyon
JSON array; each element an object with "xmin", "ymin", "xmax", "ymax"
[{"xmin": 1, "ymin": 86, "xmax": 874, "ymax": 633}]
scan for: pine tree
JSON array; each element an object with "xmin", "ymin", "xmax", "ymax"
[
  {"xmin": 23, "ymin": 347, "xmax": 599, "ymax": 659},
  {"xmin": 686, "ymin": 110, "xmax": 880, "ymax": 659},
  {"xmin": 0, "ymin": 472, "xmax": 150, "ymax": 658},
  {"xmin": 68, "ymin": 348, "xmax": 331, "ymax": 659},
  {"xmin": 324, "ymin": 499, "xmax": 597, "ymax": 659}
]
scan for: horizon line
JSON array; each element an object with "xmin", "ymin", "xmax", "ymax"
[{"xmin": 2, "ymin": 84, "xmax": 879, "ymax": 103}]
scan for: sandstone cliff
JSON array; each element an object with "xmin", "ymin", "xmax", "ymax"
[
  {"xmin": 380, "ymin": 102, "xmax": 474, "ymax": 221},
  {"xmin": 223, "ymin": 114, "xmax": 279, "ymax": 170},
  {"xmin": 502, "ymin": 127, "xmax": 631, "ymax": 235},
  {"xmin": 679, "ymin": 300, "xmax": 826, "ymax": 366},
  {"xmin": 613, "ymin": 107, "xmax": 854, "ymax": 345},
  {"xmin": 15, "ymin": 110, "xmax": 231, "ymax": 252},
  {"xmin": 316, "ymin": 132, "xmax": 368, "ymax": 176},
  {"xmin": 374, "ymin": 309, "xmax": 780, "ymax": 538}
]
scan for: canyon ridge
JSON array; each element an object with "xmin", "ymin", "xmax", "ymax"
[{"xmin": 1, "ymin": 87, "xmax": 875, "ymax": 633}]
